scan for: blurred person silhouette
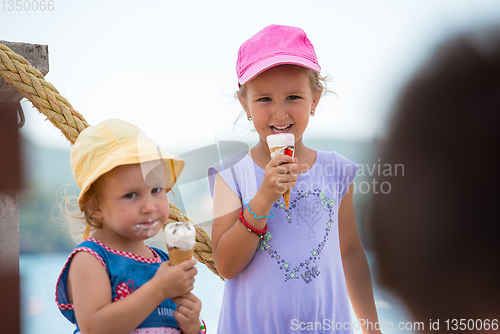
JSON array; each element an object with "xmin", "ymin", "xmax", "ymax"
[{"xmin": 369, "ymin": 26, "xmax": 500, "ymax": 332}]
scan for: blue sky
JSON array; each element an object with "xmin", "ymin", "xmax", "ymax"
[{"xmin": 2, "ymin": 0, "xmax": 500, "ymax": 152}]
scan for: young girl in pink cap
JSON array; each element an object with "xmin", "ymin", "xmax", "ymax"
[
  {"xmin": 56, "ymin": 119, "xmax": 205, "ymax": 334},
  {"xmin": 209, "ymin": 25, "xmax": 381, "ymax": 333}
]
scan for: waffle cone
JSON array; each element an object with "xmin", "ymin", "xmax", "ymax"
[
  {"xmin": 167, "ymin": 247, "xmax": 194, "ymax": 266},
  {"xmin": 271, "ymin": 147, "xmax": 283, "ymax": 154},
  {"xmin": 284, "ymin": 189, "xmax": 290, "ymax": 210}
]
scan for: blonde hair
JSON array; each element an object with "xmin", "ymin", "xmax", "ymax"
[{"xmin": 63, "ymin": 173, "xmax": 107, "ymax": 241}]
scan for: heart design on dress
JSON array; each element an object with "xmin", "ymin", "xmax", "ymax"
[
  {"xmin": 113, "ymin": 280, "xmax": 134, "ymax": 302},
  {"xmin": 297, "ymin": 198, "xmax": 323, "ymax": 238},
  {"xmin": 262, "ymin": 189, "xmax": 335, "ymax": 283}
]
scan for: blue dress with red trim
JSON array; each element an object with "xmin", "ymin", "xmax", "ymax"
[{"xmin": 56, "ymin": 238, "xmax": 180, "ymax": 334}]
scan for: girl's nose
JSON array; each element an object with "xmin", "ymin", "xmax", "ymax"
[
  {"xmin": 141, "ymin": 198, "xmax": 156, "ymax": 214},
  {"xmin": 272, "ymin": 102, "xmax": 288, "ymax": 120}
]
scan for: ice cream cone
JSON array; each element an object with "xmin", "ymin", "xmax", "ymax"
[
  {"xmin": 164, "ymin": 222, "xmax": 196, "ymax": 266},
  {"xmin": 267, "ymin": 134, "xmax": 295, "ymax": 210},
  {"xmin": 283, "ymin": 190, "xmax": 290, "ymax": 210},
  {"xmin": 167, "ymin": 247, "xmax": 194, "ymax": 266},
  {"xmin": 269, "ymin": 147, "xmax": 281, "ymax": 154}
]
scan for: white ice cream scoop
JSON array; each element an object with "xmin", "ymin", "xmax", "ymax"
[
  {"xmin": 267, "ymin": 133, "xmax": 295, "ymax": 149},
  {"xmin": 164, "ymin": 222, "xmax": 196, "ymax": 251}
]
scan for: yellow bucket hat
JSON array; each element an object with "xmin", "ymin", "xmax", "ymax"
[{"xmin": 71, "ymin": 118, "xmax": 185, "ymax": 206}]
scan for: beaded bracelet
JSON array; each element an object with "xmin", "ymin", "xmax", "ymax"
[
  {"xmin": 239, "ymin": 210, "xmax": 268, "ymax": 238},
  {"xmin": 243, "ymin": 199, "xmax": 273, "ymax": 219}
]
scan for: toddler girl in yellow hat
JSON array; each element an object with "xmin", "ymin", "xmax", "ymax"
[{"xmin": 55, "ymin": 119, "xmax": 204, "ymax": 334}]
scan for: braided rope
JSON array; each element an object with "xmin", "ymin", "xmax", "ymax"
[
  {"xmin": 0, "ymin": 42, "xmax": 223, "ymax": 280},
  {"xmin": 0, "ymin": 43, "xmax": 88, "ymax": 143}
]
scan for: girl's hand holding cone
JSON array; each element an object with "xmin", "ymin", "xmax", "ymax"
[{"xmin": 258, "ymin": 154, "xmax": 298, "ymax": 205}]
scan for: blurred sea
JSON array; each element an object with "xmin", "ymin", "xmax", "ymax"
[
  {"xmin": 19, "ymin": 135, "xmax": 416, "ymax": 333},
  {"xmin": 20, "ymin": 252, "xmax": 415, "ymax": 334}
]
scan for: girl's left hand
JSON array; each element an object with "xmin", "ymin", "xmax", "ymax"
[{"xmin": 173, "ymin": 293, "xmax": 202, "ymax": 334}]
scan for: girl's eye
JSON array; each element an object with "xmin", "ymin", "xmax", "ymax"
[
  {"xmin": 124, "ymin": 192, "xmax": 136, "ymax": 199},
  {"xmin": 152, "ymin": 187, "xmax": 163, "ymax": 194},
  {"xmin": 257, "ymin": 97, "xmax": 271, "ymax": 102},
  {"xmin": 287, "ymin": 95, "xmax": 301, "ymax": 100}
]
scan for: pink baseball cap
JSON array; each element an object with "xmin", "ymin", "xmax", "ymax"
[{"xmin": 236, "ymin": 24, "xmax": 321, "ymax": 86}]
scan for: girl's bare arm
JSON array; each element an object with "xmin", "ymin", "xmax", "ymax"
[
  {"xmin": 339, "ymin": 183, "xmax": 381, "ymax": 334},
  {"xmin": 211, "ymin": 173, "xmax": 268, "ymax": 279},
  {"xmin": 212, "ymin": 155, "xmax": 297, "ymax": 279}
]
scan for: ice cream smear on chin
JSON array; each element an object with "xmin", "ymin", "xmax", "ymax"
[
  {"xmin": 164, "ymin": 222, "xmax": 196, "ymax": 251},
  {"xmin": 267, "ymin": 133, "xmax": 295, "ymax": 210},
  {"xmin": 133, "ymin": 219, "xmax": 161, "ymax": 238}
]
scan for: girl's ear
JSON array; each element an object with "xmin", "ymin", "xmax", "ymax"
[
  {"xmin": 91, "ymin": 208, "xmax": 104, "ymax": 220},
  {"xmin": 87, "ymin": 199, "xmax": 103, "ymax": 219},
  {"xmin": 311, "ymin": 89, "xmax": 322, "ymax": 112}
]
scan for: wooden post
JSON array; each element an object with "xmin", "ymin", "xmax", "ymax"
[
  {"xmin": 0, "ymin": 102, "xmax": 21, "ymax": 334},
  {"xmin": 0, "ymin": 40, "xmax": 49, "ymax": 334}
]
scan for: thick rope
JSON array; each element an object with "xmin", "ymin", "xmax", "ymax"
[
  {"xmin": 0, "ymin": 43, "xmax": 88, "ymax": 144},
  {"xmin": 0, "ymin": 42, "xmax": 223, "ymax": 280}
]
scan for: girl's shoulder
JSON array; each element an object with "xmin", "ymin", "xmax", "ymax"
[
  {"xmin": 313, "ymin": 150, "xmax": 359, "ymax": 186},
  {"xmin": 208, "ymin": 151, "xmax": 253, "ymax": 196},
  {"xmin": 74, "ymin": 238, "xmax": 107, "ymax": 254},
  {"xmin": 315, "ymin": 150, "xmax": 358, "ymax": 168},
  {"xmin": 314, "ymin": 150, "xmax": 359, "ymax": 200}
]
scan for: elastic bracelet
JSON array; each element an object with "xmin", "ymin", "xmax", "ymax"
[
  {"xmin": 239, "ymin": 210, "xmax": 268, "ymax": 238},
  {"xmin": 243, "ymin": 199, "xmax": 273, "ymax": 219}
]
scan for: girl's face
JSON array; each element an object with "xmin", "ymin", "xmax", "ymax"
[
  {"xmin": 240, "ymin": 65, "xmax": 321, "ymax": 148},
  {"xmin": 92, "ymin": 162, "xmax": 170, "ymax": 242}
]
